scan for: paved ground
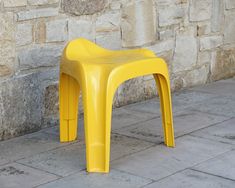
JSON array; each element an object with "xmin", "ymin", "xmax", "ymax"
[{"xmin": 0, "ymin": 78, "xmax": 235, "ymax": 188}]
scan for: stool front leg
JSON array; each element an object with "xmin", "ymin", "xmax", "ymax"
[
  {"xmin": 154, "ymin": 73, "xmax": 175, "ymax": 147},
  {"xmin": 82, "ymin": 76, "xmax": 113, "ymax": 173},
  {"xmin": 59, "ymin": 73, "xmax": 80, "ymax": 142}
]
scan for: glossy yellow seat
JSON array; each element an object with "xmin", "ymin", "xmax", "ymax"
[{"xmin": 59, "ymin": 38, "xmax": 175, "ymax": 173}]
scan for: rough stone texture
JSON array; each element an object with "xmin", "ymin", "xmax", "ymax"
[
  {"xmin": 147, "ymin": 39, "xmax": 175, "ymax": 54},
  {"xmin": 16, "ymin": 23, "xmax": 33, "ymax": 46},
  {"xmin": 3, "ymin": 0, "xmax": 27, "ymax": 7},
  {"xmin": 62, "ymin": 0, "xmax": 107, "ymax": 16},
  {"xmin": 28, "ymin": 0, "xmax": 59, "ymax": 5},
  {"xmin": 172, "ymin": 35, "xmax": 197, "ymax": 73},
  {"xmin": 199, "ymin": 35, "xmax": 223, "ymax": 51},
  {"xmin": 43, "ymin": 84, "xmax": 59, "ymax": 118},
  {"xmin": 197, "ymin": 22, "xmax": 211, "ymax": 36},
  {"xmin": 224, "ymin": 11, "xmax": 235, "ymax": 44},
  {"xmin": 34, "ymin": 21, "xmax": 46, "ymax": 43},
  {"xmin": 158, "ymin": 1, "xmax": 187, "ymax": 27},
  {"xmin": 225, "ymin": 0, "xmax": 235, "ymax": 9},
  {"xmin": 159, "ymin": 29, "xmax": 174, "ymax": 40},
  {"xmin": 17, "ymin": 8, "xmax": 59, "ymax": 21},
  {"xmin": 96, "ymin": 31, "xmax": 121, "ymax": 50},
  {"xmin": 211, "ymin": 0, "xmax": 224, "ymax": 32},
  {"xmin": 182, "ymin": 65, "xmax": 209, "ymax": 86},
  {"xmin": 0, "ymin": 73, "xmax": 43, "ymax": 140},
  {"xmin": 121, "ymin": 0, "xmax": 156, "ymax": 47},
  {"xmin": 0, "ymin": 65, "xmax": 12, "ymax": 77},
  {"xmin": 96, "ymin": 11, "xmax": 120, "ymax": 32},
  {"xmin": 68, "ymin": 18, "xmax": 94, "ymax": 41},
  {"xmin": 211, "ymin": 49, "xmax": 235, "ymax": 81},
  {"xmin": 46, "ymin": 19, "xmax": 67, "ymax": 42},
  {"xmin": 189, "ymin": 0, "xmax": 212, "ymax": 21},
  {"xmin": 18, "ymin": 45, "xmax": 64, "ymax": 69},
  {"xmin": 0, "ymin": 12, "xmax": 15, "ymax": 73}
]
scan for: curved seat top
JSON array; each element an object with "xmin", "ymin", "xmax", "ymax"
[{"xmin": 63, "ymin": 38, "xmax": 156, "ymax": 64}]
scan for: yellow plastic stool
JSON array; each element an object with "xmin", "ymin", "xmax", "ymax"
[{"xmin": 59, "ymin": 38, "xmax": 175, "ymax": 173}]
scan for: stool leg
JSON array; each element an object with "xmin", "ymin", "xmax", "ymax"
[
  {"xmin": 154, "ymin": 74, "xmax": 175, "ymax": 147},
  {"xmin": 59, "ymin": 73, "xmax": 80, "ymax": 142},
  {"xmin": 82, "ymin": 77, "xmax": 113, "ymax": 173}
]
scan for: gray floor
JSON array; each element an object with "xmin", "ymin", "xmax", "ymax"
[{"xmin": 0, "ymin": 78, "xmax": 235, "ymax": 188}]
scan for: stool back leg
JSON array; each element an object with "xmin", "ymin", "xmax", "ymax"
[
  {"xmin": 59, "ymin": 73, "xmax": 80, "ymax": 142},
  {"xmin": 154, "ymin": 74, "xmax": 175, "ymax": 147}
]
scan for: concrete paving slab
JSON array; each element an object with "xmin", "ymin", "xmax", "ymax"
[
  {"xmin": 0, "ymin": 163, "xmax": 58, "ymax": 188},
  {"xmin": 190, "ymin": 79, "xmax": 235, "ymax": 97},
  {"xmin": 191, "ymin": 118, "xmax": 235, "ymax": 145},
  {"xmin": 112, "ymin": 135, "xmax": 232, "ymax": 180},
  {"xmin": 17, "ymin": 142, "xmax": 86, "ymax": 177},
  {"xmin": 112, "ymin": 108, "xmax": 154, "ymax": 130},
  {"xmin": 37, "ymin": 169, "xmax": 151, "ymax": 188},
  {"xmin": 113, "ymin": 111, "xmax": 228, "ymax": 143},
  {"xmin": 192, "ymin": 150, "xmax": 235, "ymax": 181},
  {"xmin": 144, "ymin": 169, "xmax": 235, "ymax": 188},
  {"xmin": 42, "ymin": 108, "xmax": 154, "ymax": 140},
  {"xmin": 123, "ymin": 90, "xmax": 217, "ymax": 117},
  {"xmin": 18, "ymin": 134, "xmax": 154, "ymax": 177},
  {"xmin": 185, "ymin": 96, "xmax": 235, "ymax": 118},
  {"xmin": 0, "ymin": 132, "xmax": 70, "ymax": 166},
  {"xmin": 123, "ymin": 98, "xmax": 161, "ymax": 116}
]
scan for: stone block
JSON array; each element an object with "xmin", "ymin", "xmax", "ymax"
[
  {"xmin": 197, "ymin": 22, "xmax": 211, "ymax": 36},
  {"xmin": 18, "ymin": 45, "xmax": 64, "ymax": 69},
  {"xmin": 0, "ymin": 12, "xmax": 15, "ymax": 71},
  {"xmin": 34, "ymin": 21, "xmax": 46, "ymax": 43},
  {"xmin": 95, "ymin": 31, "xmax": 121, "ymax": 50},
  {"xmin": 17, "ymin": 8, "xmax": 58, "ymax": 21},
  {"xmin": 16, "ymin": 23, "xmax": 33, "ymax": 46},
  {"xmin": 225, "ymin": 0, "xmax": 235, "ymax": 9},
  {"xmin": 211, "ymin": 48, "xmax": 235, "ymax": 81},
  {"xmin": 211, "ymin": 0, "xmax": 224, "ymax": 32},
  {"xmin": 96, "ymin": 11, "xmax": 120, "ymax": 32},
  {"xmin": 0, "ymin": 73, "xmax": 43, "ymax": 140},
  {"xmin": 198, "ymin": 51, "xmax": 211, "ymax": 66},
  {"xmin": 0, "ymin": 65, "xmax": 12, "ymax": 77},
  {"xmin": 182, "ymin": 65, "xmax": 209, "ymax": 86},
  {"xmin": 147, "ymin": 39, "xmax": 175, "ymax": 54},
  {"xmin": 224, "ymin": 11, "xmax": 235, "ymax": 44},
  {"xmin": 199, "ymin": 35, "xmax": 223, "ymax": 51},
  {"xmin": 3, "ymin": 0, "xmax": 27, "ymax": 7},
  {"xmin": 158, "ymin": 3, "xmax": 187, "ymax": 27},
  {"xmin": 0, "ymin": 12, "xmax": 14, "ymax": 41},
  {"xmin": 121, "ymin": 0, "xmax": 156, "ymax": 47},
  {"xmin": 159, "ymin": 29, "xmax": 174, "ymax": 40},
  {"xmin": 172, "ymin": 35, "xmax": 197, "ymax": 72},
  {"xmin": 68, "ymin": 18, "xmax": 94, "ymax": 41},
  {"xmin": 28, "ymin": 0, "xmax": 59, "ymax": 5},
  {"xmin": 189, "ymin": 0, "xmax": 212, "ymax": 21},
  {"xmin": 61, "ymin": 0, "xmax": 107, "ymax": 16},
  {"xmin": 46, "ymin": 19, "xmax": 67, "ymax": 42},
  {"xmin": 43, "ymin": 84, "xmax": 59, "ymax": 118}
]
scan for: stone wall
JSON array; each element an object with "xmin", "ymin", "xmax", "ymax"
[{"xmin": 0, "ymin": 0, "xmax": 235, "ymax": 140}]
